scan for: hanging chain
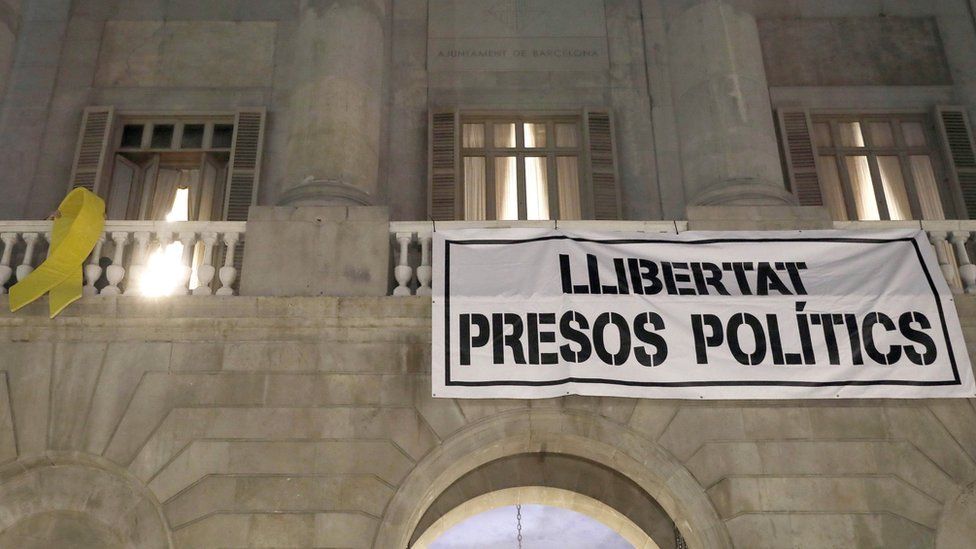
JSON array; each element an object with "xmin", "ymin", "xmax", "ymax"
[
  {"xmin": 515, "ymin": 503, "xmax": 523, "ymax": 549},
  {"xmin": 674, "ymin": 526, "xmax": 688, "ymax": 549}
]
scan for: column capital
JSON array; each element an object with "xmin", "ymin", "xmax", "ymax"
[{"xmin": 276, "ymin": 179, "xmax": 374, "ymax": 207}]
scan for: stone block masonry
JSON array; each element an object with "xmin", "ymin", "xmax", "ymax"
[{"xmin": 0, "ymin": 295, "xmax": 975, "ymax": 547}]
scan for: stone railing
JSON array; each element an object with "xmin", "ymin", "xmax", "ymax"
[
  {"xmin": 388, "ymin": 219, "xmax": 976, "ymax": 296},
  {"xmin": 388, "ymin": 220, "xmax": 687, "ymax": 296},
  {"xmin": 0, "ymin": 221, "xmax": 246, "ymax": 297}
]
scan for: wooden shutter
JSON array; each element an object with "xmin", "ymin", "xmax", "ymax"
[
  {"xmin": 583, "ymin": 109, "xmax": 621, "ymax": 220},
  {"xmin": 776, "ymin": 108, "xmax": 823, "ymax": 206},
  {"xmin": 68, "ymin": 106, "xmax": 114, "ymax": 196},
  {"xmin": 223, "ymin": 108, "xmax": 266, "ymax": 221},
  {"xmin": 935, "ymin": 106, "xmax": 976, "ymax": 219},
  {"xmin": 105, "ymin": 155, "xmax": 138, "ymax": 219},
  {"xmin": 429, "ymin": 109, "xmax": 460, "ymax": 221}
]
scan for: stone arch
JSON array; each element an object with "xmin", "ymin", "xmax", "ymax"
[
  {"xmin": 410, "ymin": 453, "xmax": 675, "ymax": 548},
  {"xmin": 374, "ymin": 408, "xmax": 731, "ymax": 549},
  {"xmin": 412, "ymin": 486, "xmax": 659, "ymax": 548},
  {"xmin": 0, "ymin": 453, "xmax": 172, "ymax": 548}
]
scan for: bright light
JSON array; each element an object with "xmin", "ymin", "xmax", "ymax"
[
  {"xmin": 138, "ymin": 188, "xmax": 189, "ymax": 297},
  {"xmin": 165, "ymin": 188, "xmax": 189, "ymax": 222},
  {"xmin": 138, "ymin": 239, "xmax": 186, "ymax": 297}
]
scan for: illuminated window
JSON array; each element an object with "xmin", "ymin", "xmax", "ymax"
[
  {"xmin": 812, "ymin": 114, "xmax": 948, "ymax": 221},
  {"xmin": 460, "ymin": 116, "xmax": 583, "ymax": 221},
  {"xmin": 106, "ymin": 116, "xmax": 233, "ymax": 222}
]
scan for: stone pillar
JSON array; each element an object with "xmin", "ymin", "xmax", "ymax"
[
  {"xmin": 667, "ymin": 1, "xmax": 793, "ymax": 206},
  {"xmin": 280, "ymin": 0, "xmax": 388, "ymax": 207}
]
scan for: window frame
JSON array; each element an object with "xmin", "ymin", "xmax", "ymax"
[
  {"xmin": 115, "ymin": 112, "xmax": 236, "ymax": 153},
  {"xmin": 811, "ymin": 110, "xmax": 959, "ymax": 221},
  {"xmin": 459, "ymin": 112, "xmax": 584, "ymax": 221},
  {"xmin": 107, "ymin": 111, "xmax": 237, "ymax": 221}
]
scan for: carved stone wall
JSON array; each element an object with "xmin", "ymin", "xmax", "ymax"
[{"xmin": 1, "ymin": 295, "xmax": 976, "ymax": 547}]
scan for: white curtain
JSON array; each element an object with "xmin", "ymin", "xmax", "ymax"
[
  {"xmin": 150, "ymin": 168, "xmax": 182, "ymax": 220},
  {"xmin": 464, "ymin": 157, "xmax": 486, "ymax": 221},
  {"xmin": 812, "ymin": 123, "xmax": 832, "ymax": 148},
  {"xmin": 525, "ymin": 157, "xmax": 549, "ymax": 220},
  {"xmin": 198, "ymin": 158, "xmax": 217, "ymax": 222},
  {"xmin": 150, "ymin": 169, "xmax": 200, "ymax": 221},
  {"xmin": 463, "ymin": 124, "xmax": 484, "ymax": 148},
  {"xmin": 555, "ymin": 124, "xmax": 578, "ymax": 148},
  {"xmin": 494, "ymin": 123, "xmax": 516, "ymax": 148},
  {"xmin": 877, "ymin": 157, "xmax": 911, "ymax": 221},
  {"xmin": 557, "ymin": 156, "xmax": 581, "ymax": 220},
  {"xmin": 522, "ymin": 124, "xmax": 550, "ymax": 220},
  {"xmin": 817, "ymin": 156, "xmax": 849, "ymax": 220},
  {"xmin": 495, "ymin": 157, "xmax": 517, "ymax": 220},
  {"xmin": 910, "ymin": 155, "xmax": 945, "ymax": 220},
  {"xmin": 868, "ymin": 122, "xmax": 894, "ymax": 147},
  {"xmin": 902, "ymin": 122, "xmax": 927, "ymax": 148},
  {"xmin": 845, "ymin": 156, "xmax": 879, "ymax": 220},
  {"xmin": 839, "ymin": 122, "xmax": 865, "ymax": 147},
  {"xmin": 524, "ymin": 123, "xmax": 546, "ymax": 148}
]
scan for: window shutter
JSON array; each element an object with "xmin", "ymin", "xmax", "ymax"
[
  {"xmin": 68, "ymin": 106, "xmax": 115, "ymax": 196},
  {"xmin": 429, "ymin": 109, "xmax": 460, "ymax": 221},
  {"xmin": 776, "ymin": 108, "xmax": 823, "ymax": 206},
  {"xmin": 223, "ymin": 108, "xmax": 266, "ymax": 221},
  {"xmin": 583, "ymin": 108, "xmax": 621, "ymax": 220},
  {"xmin": 935, "ymin": 106, "xmax": 976, "ymax": 219}
]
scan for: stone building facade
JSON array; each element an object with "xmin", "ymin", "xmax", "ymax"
[{"xmin": 2, "ymin": 0, "xmax": 976, "ymax": 547}]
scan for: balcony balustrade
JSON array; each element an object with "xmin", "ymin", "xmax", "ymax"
[
  {"xmin": 2, "ymin": 219, "xmax": 975, "ymax": 300},
  {"xmin": 388, "ymin": 220, "xmax": 976, "ymax": 296},
  {"xmin": 0, "ymin": 220, "xmax": 246, "ymax": 297}
]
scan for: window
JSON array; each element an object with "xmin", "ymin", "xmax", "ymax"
[
  {"xmin": 67, "ymin": 107, "xmax": 265, "ymax": 293},
  {"xmin": 460, "ymin": 116, "xmax": 583, "ymax": 220},
  {"xmin": 428, "ymin": 109, "xmax": 620, "ymax": 222},
  {"xmin": 70, "ymin": 107, "xmax": 265, "ymax": 223},
  {"xmin": 811, "ymin": 114, "xmax": 949, "ymax": 221},
  {"xmin": 106, "ymin": 116, "xmax": 235, "ymax": 222}
]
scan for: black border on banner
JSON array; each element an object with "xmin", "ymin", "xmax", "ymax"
[{"xmin": 442, "ymin": 235, "xmax": 962, "ymax": 388}]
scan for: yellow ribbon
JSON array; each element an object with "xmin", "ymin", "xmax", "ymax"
[{"xmin": 9, "ymin": 188, "xmax": 105, "ymax": 318}]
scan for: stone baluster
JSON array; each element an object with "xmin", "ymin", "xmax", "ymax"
[
  {"xmin": 146, "ymin": 230, "xmax": 173, "ymax": 295},
  {"xmin": 82, "ymin": 234, "xmax": 106, "ymax": 297},
  {"xmin": 0, "ymin": 233, "xmax": 16, "ymax": 294},
  {"xmin": 177, "ymin": 231, "xmax": 197, "ymax": 295},
  {"xmin": 101, "ymin": 232, "xmax": 129, "ymax": 295},
  {"xmin": 15, "ymin": 232, "xmax": 39, "ymax": 283},
  {"xmin": 44, "ymin": 231, "xmax": 52, "ymax": 258},
  {"xmin": 216, "ymin": 232, "xmax": 239, "ymax": 296},
  {"xmin": 156, "ymin": 231, "xmax": 173, "ymax": 254},
  {"xmin": 193, "ymin": 232, "xmax": 218, "ymax": 296},
  {"xmin": 393, "ymin": 232, "xmax": 415, "ymax": 296},
  {"xmin": 929, "ymin": 231, "xmax": 960, "ymax": 292},
  {"xmin": 951, "ymin": 231, "xmax": 976, "ymax": 294},
  {"xmin": 124, "ymin": 231, "xmax": 152, "ymax": 296},
  {"xmin": 416, "ymin": 232, "xmax": 432, "ymax": 296}
]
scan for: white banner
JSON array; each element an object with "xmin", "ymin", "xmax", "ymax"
[{"xmin": 432, "ymin": 229, "xmax": 976, "ymax": 399}]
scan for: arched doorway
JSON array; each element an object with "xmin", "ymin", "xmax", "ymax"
[
  {"xmin": 413, "ymin": 486, "xmax": 658, "ymax": 548},
  {"xmin": 409, "ymin": 453, "xmax": 678, "ymax": 548},
  {"xmin": 375, "ymin": 409, "xmax": 730, "ymax": 549}
]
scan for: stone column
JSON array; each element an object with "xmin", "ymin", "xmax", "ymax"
[
  {"xmin": 667, "ymin": 1, "xmax": 793, "ymax": 206},
  {"xmin": 280, "ymin": 0, "xmax": 388, "ymax": 206}
]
